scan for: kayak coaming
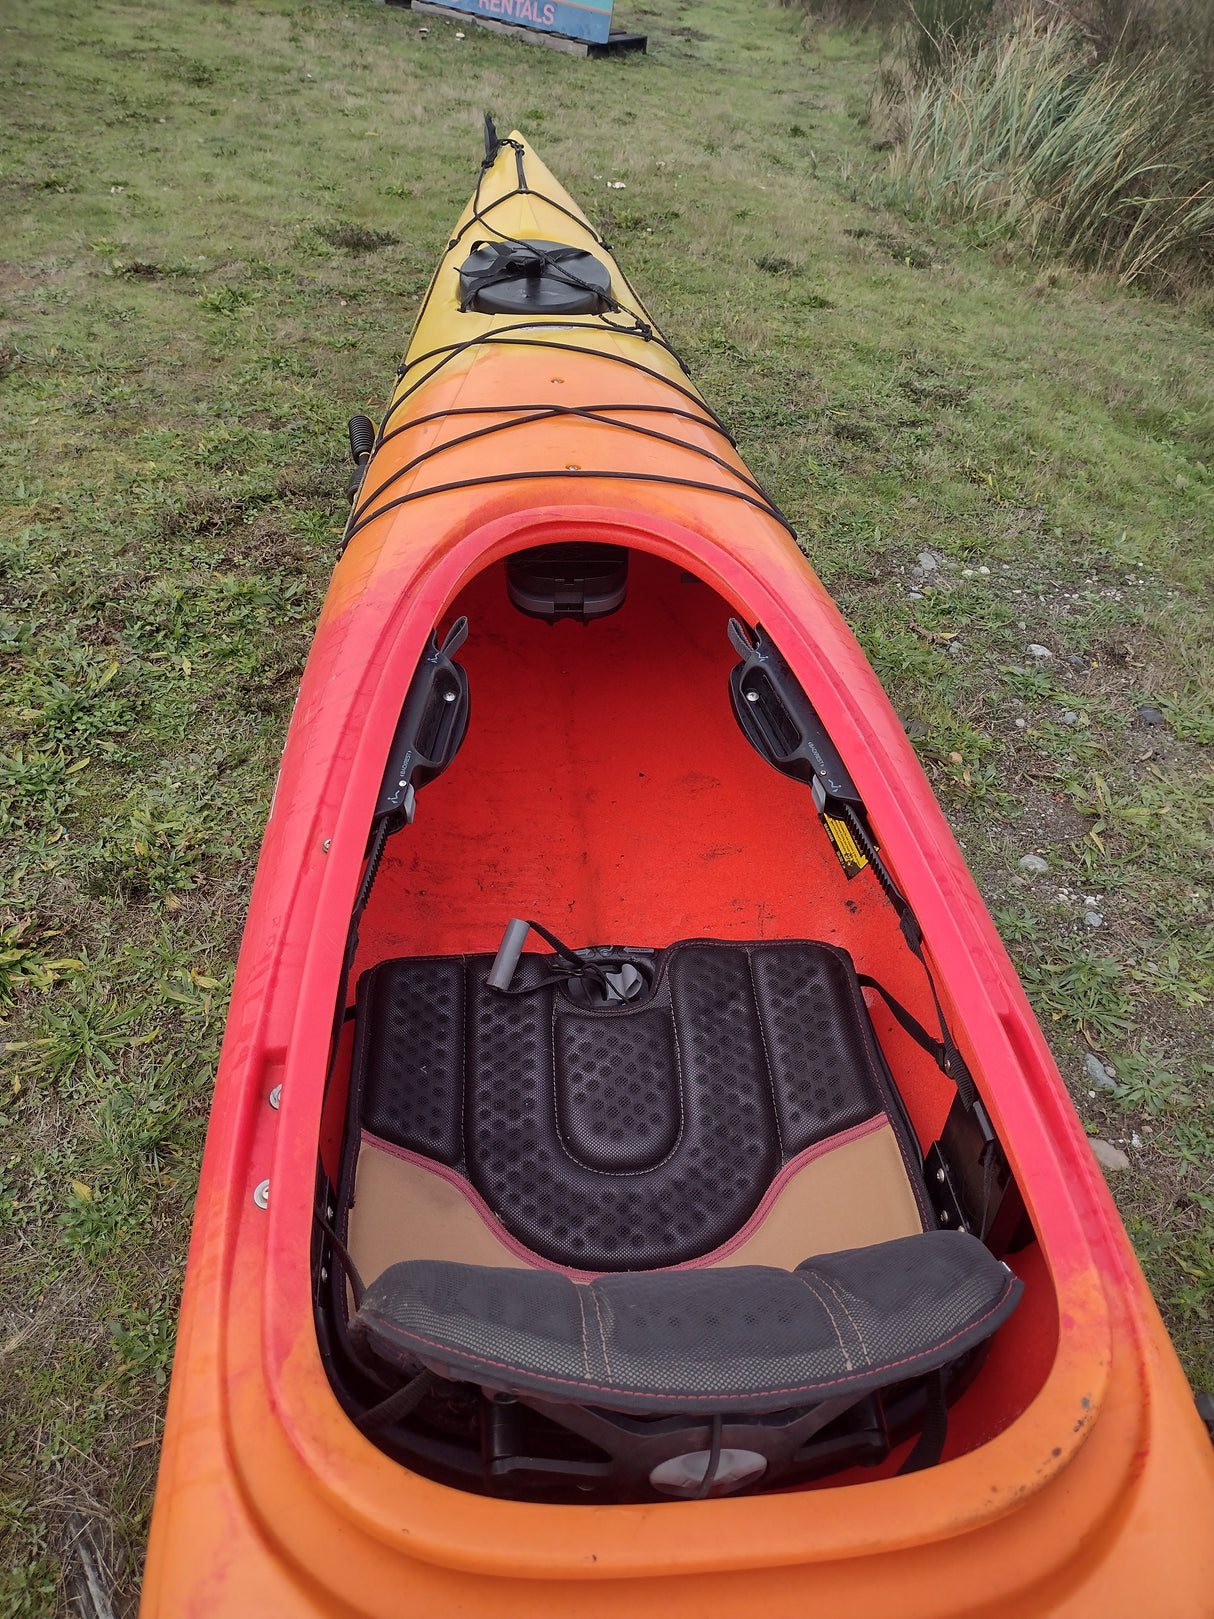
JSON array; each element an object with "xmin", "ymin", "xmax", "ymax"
[{"xmin": 141, "ymin": 137, "xmax": 1214, "ymax": 1616}]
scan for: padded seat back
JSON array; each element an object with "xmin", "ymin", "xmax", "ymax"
[{"xmin": 343, "ymin": 938, "xmax": 932, "ymax": 1274}]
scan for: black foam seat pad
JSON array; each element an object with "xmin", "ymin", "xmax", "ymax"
[
  {"xmin": 346, "ymin": 938, "xmax": 933, "ymax": 1273},
  {"xmin": 352, "ymin": 1233, "xmax": 1022, "ymax": 1415}
]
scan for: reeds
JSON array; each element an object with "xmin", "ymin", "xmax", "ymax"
[{"xmin": 883, "ymin": 9, "xmax": 1214, "ymax": 293}]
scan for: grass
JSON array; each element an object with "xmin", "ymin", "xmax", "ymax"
[
  {"xmin": 0, "ymin": 0, "xmax": 1211, "ymax": 1606},
  {"xmin": 883, "ymin": 11, "xmax": 1214, "ymax": 295}
]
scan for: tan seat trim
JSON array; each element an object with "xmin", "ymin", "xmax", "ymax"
[{"xmin": 347, "ymin": 1119, "xmax": 923, "ymax": 1286}]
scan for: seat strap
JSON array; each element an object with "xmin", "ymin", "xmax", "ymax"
[
  {"xmin": 857, "ymin": 946, "xmax": 977, "ymax": 1112},
  {"xmin": 896, "ymin": 1368, "xmax": 948, "ymax": 1474}
]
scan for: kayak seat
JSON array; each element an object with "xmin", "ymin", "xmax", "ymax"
[
  {"xmin": 342, "ymin": 938, "xmax": 934, "ymax": 1279},
  {"xmin": 333, "ymin": 935, "xmax": 1022, "ymax": 1496},
  {"xmin": 350, "ymin": 1235, "xmax": 1020, "ymax": 1495},
  {"xmin": 354, "ymin": 1234, "xmax": 1018, "ymax": 1413}
]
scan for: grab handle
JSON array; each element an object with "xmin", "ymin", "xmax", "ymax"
[
  {"xmin": 372, "ymin": 617, "xmax": 470, "ymax": 830},
  {"xmin": 726, "ymin": 620, "xmax": 862, "ymax": 807}
]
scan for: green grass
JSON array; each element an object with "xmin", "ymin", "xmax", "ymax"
[
  {"xmin": 884, "ymin": 11, "xmax": 1214, "ymax": 296},
  {"xmin": 1, "ymin": 0, "xmax": 1211, "ymax": 1606}
]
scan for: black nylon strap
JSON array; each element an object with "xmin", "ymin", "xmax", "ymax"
[
  {"xmin": 857, "ymin": 973, "xmax": 946, "ymax": 1070},
  {"xmin": 858, "ymin": 960, "xmax": 978, "ymax": 1112},
  {"xmin": 896, "ymin": 1368, "xmax": 948, "ymax": 1474}
]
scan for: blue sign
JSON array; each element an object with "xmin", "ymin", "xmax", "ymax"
[{"xmin": 447, "ymin": 0, "xmax": 613, "ymax": 45}]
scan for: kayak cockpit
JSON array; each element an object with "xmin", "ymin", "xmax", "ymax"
[{"xmin": 313, "ymin": 546, "xmax": 1053, "ymax": 1504}]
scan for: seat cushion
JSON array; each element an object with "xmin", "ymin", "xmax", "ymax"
[
  {"xmin": 344, "ymin": 938, "xmax": 932, "ymax": 1273},
  {"xmin": 351, "ymin": 1232, "xmax": 1022, "ymax": 1415}
]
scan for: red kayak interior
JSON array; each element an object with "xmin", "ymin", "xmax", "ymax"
[{"xmin": 318, "ymin": 547, "xmax": 1058, "ymax": 1491}]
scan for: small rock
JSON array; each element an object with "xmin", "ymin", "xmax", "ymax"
[
  {"xmin": 1090, "ymin": 1139, "xmax": 1130, "ymax": 1172},
  {"xmin": 1014, "ymin": 716, "xmax": 1027, "ymax": 728},
  {"xmin": 1083, "ymin": 911, "xmax": 1103, "ymax": 928},
  {"xmin": 962, "ymin": 568, "xmax": 974, "ymax": 577},
  {"xmin": 977, "ymin": 566, "xmax": 990, "ymax": 575},
  {"xmin": 1018, "ymin": 853, "xmax": 1049, "ymax": 875},
  {"xmin": 1137, "ymin": 705, "xmax": 1165, "ymax": 726},
  {"xmin": 907, "ymin": 591, "xmax": 924, "ymax": 601},
  {"xmin": 917, "ymin": 552, "xmax": 939, "ymax": 573},
  {"xmin": 1130, "ymin": 1132, "xmax": 1142, "ymax": 1149},
  {"xmin": 1061, "ymin": 710, "xmax": 1079, "ymax": 726},
  {"xmin": 948, "ymin": 642, "xmax": 962, "ymax": 657},
  {"xmin": 1068, "ymin": 654, "xmax": 1084, "ymax": 668},
  {"xmin": 1084, "ymin": 1053, "xmax": 1117, "ymax": 1091},
  {"xmin": 1027, "ymin": 643, "xmax": 1053, "ymax": 660}
]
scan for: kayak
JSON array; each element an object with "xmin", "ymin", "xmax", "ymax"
[{"xmin": 141, "ymin": 125, "xmax": 1214, "ymax": 1616}]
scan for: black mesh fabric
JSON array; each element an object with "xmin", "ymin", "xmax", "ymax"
[
  {"xmin": 351, "ymin": 1232, "xmax": 1022, "ymax": 1415},
  {"xmin": 350, "ymin": 938, "xmax": 923, "ymax": 1272}
]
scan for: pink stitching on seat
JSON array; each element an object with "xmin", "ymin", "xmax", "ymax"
[{"xmin": 359, "ymin": 1110, "xmax": 891, "ymax": 1282}]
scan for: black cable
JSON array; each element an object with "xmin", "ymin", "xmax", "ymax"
[
  {"xmin": 402, "ymin": 136, "xmax": 672, "ymax": 377},
  {"xmin": 313, "ymin": 1209, "xmax": 367, "ymax": 1311},
  {"xmin": 356, "ymin": 1369, "xmax": 436, "ymax": 1434},
  {"xmin": 349, "ymin": 404, "xmax": 773, "ymax": 532},
  {"xmin": 339, "ymin": 465, "xmax": 795, "ymax": 556},
  {"xmin": 380, "ymin": 325, "xmax": 693, "ymax": 440},
  {"xmin": 372, "ymin": 398, "xmax": 739, "ymax": 456},
  {"xmin": 378, "ymin": 134, "xmax": 691, "ymax": 480},
  {"xmin": 694, "ymin": 1415, "xmax": 724, "ymax": 1499}
]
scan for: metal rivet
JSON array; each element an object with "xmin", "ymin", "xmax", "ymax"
[
  {"xmin": 269, "ymin": 1085, "xmax": 281, "ymax": 1110},
  {"xmin": 443, "ymin": 689, "xmax": 456, "ymax": 702},
  {"xmin": 935, "ymin": 1167, "xmax": 946, "ymax": 1184},
  {"xmin": 321, "ymin": 1268, "xmax": 329, "ymax": 1282},
  {"xmin": 253, "ymin": 1179, "xmax": 270, "ymax": 1210},
  {"xmin": 745, "ymin": 689, "xmax": 760, "ymax": 703},
  {"xmin": 940, "ymin": 1208, "xmax": 950, "ymax": 1223},
  {"xmin": 322, "ymin": 838, "xmax": 331, "ymax": 852}
]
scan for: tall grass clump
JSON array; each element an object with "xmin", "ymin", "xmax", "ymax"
[{"xmin": 885, "ymin": 11, "xmax": 1214, "ymax": 293}]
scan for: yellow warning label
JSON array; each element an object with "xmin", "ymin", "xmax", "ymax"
[{"xmin": 824, "ymin": 813, "xmax": 869, "ymax": 879}]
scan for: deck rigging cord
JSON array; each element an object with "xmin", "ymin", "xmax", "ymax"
[
  {"xmin": 345, "ymin": 402, "xmax": 782, "ymax": 543},
  {"xmin": 338, "ymin": 115, "xmax": 796, "ymax": 556}
]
